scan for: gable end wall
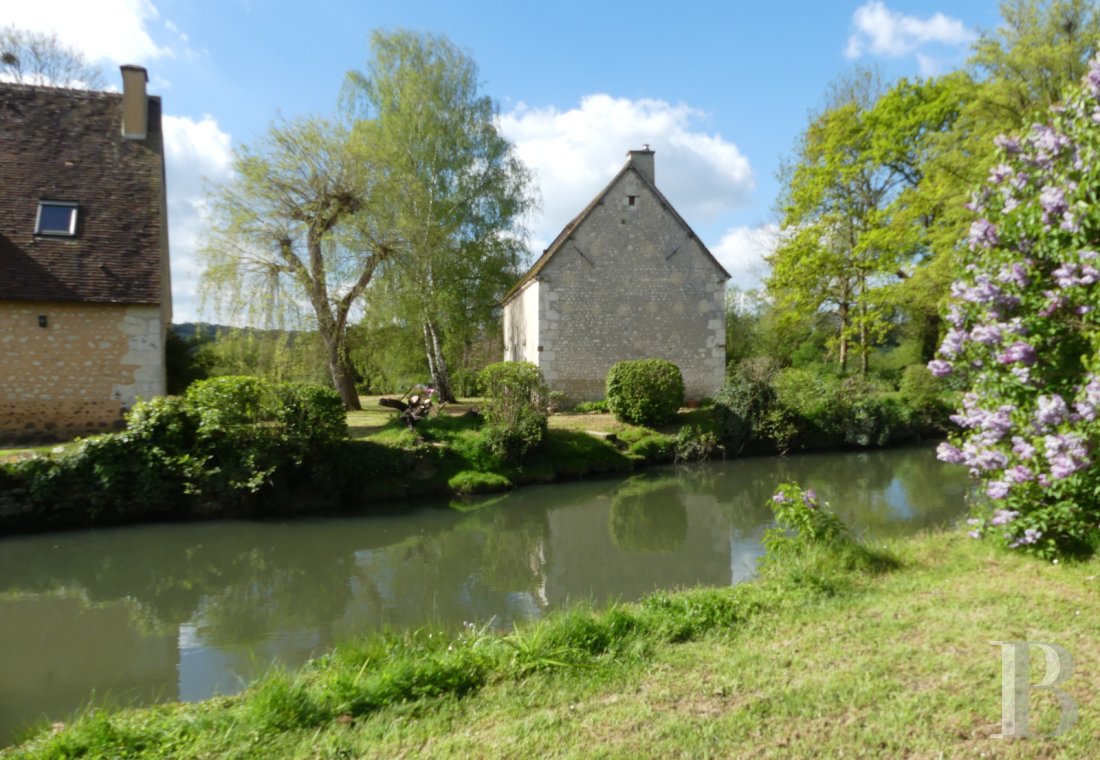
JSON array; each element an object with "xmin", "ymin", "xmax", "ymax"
[{"xmin": 534, "ymin": 172, "xmax": 725, "ymax": 401}]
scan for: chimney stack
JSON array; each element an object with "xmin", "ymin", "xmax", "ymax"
[
  {"xmin": 120, "ymin": 65, "xmax": 148, "ymax": 140},
  {"xmin": 627, "ymin": 146, "xmax": 655, "ymax": 185}
]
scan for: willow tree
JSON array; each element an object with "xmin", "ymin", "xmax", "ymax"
[
  {"xmin": 200, "ymin": 117, "xmax": 390, "ymax": 409},
  {"xmin": 342, "ymin": 30, "xmax": 534, "ymax": 402}
]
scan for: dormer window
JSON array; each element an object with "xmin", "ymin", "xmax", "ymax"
[{"xmin": 35, "ymin": 201, "xmax": 78, "ymax": 236}]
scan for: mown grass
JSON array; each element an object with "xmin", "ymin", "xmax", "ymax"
[{"xmin": 8, "ymin": 526, "xmax": 1100, "ymax": 758}]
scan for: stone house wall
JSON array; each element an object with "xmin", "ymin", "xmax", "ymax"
[
  {"xmin": 0, "ymin": 301, "xmax": 166, "ymax": 443},
  {"xmin": 525, "ymin": 170, "xmax": 726, "ymax": 401}
]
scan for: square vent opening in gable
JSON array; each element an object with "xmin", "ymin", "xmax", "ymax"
[{"xmin": 35, "ymin": 201, "xmax": 79, "ymax": 237}]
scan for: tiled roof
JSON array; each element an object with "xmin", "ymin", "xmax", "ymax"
[
  {"xmin": 0, "ymin": 82, "xmax": 166, "ymax": 304},
  {"xmin": 502, "ymin": 160, "xmax": 731, "ymax": 304}
]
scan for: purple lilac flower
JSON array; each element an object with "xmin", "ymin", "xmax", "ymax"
[
  {"xmin": 1035, "ymin": 395, "xmax": 1069, "ymax": 429},
  {"xmin": 987, "ymin": 481, "xmax": 1012, "ymax": 500},
  {"xmin": 1012, "ymin": 436, "xmax": 1036, "ymax": 459},
  {"xmin": 998, "ymin": 341, "xmax": 1037, "ymax": 365},
  {"xmin": 1004, "ymin": 196, "xmax": 1020, "ymax": 214},
  {"xmin": 940, "ymin": 328, "xmax": 968, "ymax": 358},
  {"xmin": 968, "ymin": 219, "xmax": 1000, "ymax": 250},
  {"xmin": 946, "ymin": 304, "xmax": 966, "ymax": 328},
  {"xmin": 999, "ymin": 263, "xmax": 1029, "ymax": 288},
  {"xmin": 804, "ymin": 489, "xmax": 817, "ymax": 506},
  {"xmin": 991, "ymin": 509, "xmax": 1019, "ymax": 525},
  {"xmin": 1012, "ymin": 528, "xmax": 1042, "ymax": 547},
  {"xmin": 1040, "ymin": 185, "xmax": 1068, "ymax": 223},
  {"xmin": 1005, "ymin": 465, "xmax": 1034, "ymax": 484},
  {"xmin": 994, "ymin": 135, "xmax": 1021, "ymax": 154},
  {"xmin": 969, "ymin": 530, "xmax": 982, "ymax": 540},
  {"xmin": 1061, "ymin": 213, "xmax": 1081, "ymax": 233},
  {"xmin": 1044, "ymin": 432, "xmax": 1090, "ymax": 479},
  {"xmin": 1011, "ymin": 366, "xmax": 1032, "ymax": 383},
  {"xmin": 937, "ymin": 442, "xmax": 966, "ymax": 464},
  {"xmin": 1074, "ymin": 376, "xmax": 1100, "ymax": 421},
  {"xmin": 971, "ymin": 323, "xmax": 1004, "ymax": 345},
  {"xmin": 989, "ymin": 164, "xmax": 1013, "ymax": 184},
  {"xmin": 1088, "ymin": 58, "xmax": 1100, "ymax": 97},
  {"xmin": 1039, "ymin": 290, "xmax": 1068, "ymax": 316},
  {"xmin": 928, "ymin": 360, "xmax": 953, "ymax": 377},
  {"xmin": 1053, "ymin": 263, "xmax": 1080, "ymax": 288},
  {"xmin": 772, "ymin": 492, "xmax": 788, "ymax": 504},
  {"xmin": 1081, "ymin": 265, "xmax": 1100, "ymax": 284}
]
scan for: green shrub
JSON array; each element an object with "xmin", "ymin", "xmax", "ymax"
[
  {"xmin": 547, "ymin": 390, "xmax": 573, "ymax": 413},
  {"xmin": 712, "ymin": 368, "xmax": 775, "ymax": 450},
  {"xmin": 270, "ymin": 382, "xmax": 347, "ymax": 463},
  {"xmin": 573, "ymin": 399, "xmax": 609, "ymax": 414},
  {"xmin": 478, "ymin": 362, "xmax": 548, "ymax": 464},
  {"xmin": 771, "ymin": 367, "xmax": 844, "ymax": 436},
  {"xmin": 898, "ymin": 364, "xmax": 943, "ymax": 413},
  {"xmin": 605, "ymin": 359, "xmax": 684, "ymax": 426},
  {"xmin": 448, "ymin": 470, "xmax": 514, "ymax": 495},
  {"xmin": 840, "ymin": 394, "xmax": 904, "ymax": 448},
  {"xmin": 673, "ymin": 425, "xmax": 724, "ymax": 462}
]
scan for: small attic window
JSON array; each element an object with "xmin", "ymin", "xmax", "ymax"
[
  {"xmin": 627, "ymin": 195, "xmax": 638, "ymax": 206},
  {"xmin": 35, "ymin": 201, "xmax": 78, "ymax": 236}
]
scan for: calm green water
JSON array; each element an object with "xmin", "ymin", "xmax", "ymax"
[{"xmin": 0, "ymin": 446, "xmax": 967, "ymax": 744}]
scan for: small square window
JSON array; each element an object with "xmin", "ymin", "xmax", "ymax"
[
  {"xmin": 627, "ymin": 195, "xmax": 638, "ymax": 206},
  {"xmin": 35, "ymin": 202, "xmax": 78, "ymax": 236}
]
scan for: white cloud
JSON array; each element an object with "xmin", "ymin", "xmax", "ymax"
[
  {"xmin": 500, "ymin": 94, "xmax": 754, "ymax": 251},
  {"xmin": 710, "ymin": 224, "xmax": 779, "ymax": 290},
  {"xmin": 3, "ymin": 0, "xmax": 175, "ymax": 64},
  {"xmin": 162, "ymin": 115, "xmax": 234, "ymax": 323},
  {"xmin": 845, "ymin": 1, "xmax": 975, "ymax": 60}
]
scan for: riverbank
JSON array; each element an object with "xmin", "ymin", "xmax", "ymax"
[{"xmin": 4, "ymin": 527, "xmax": 1096, "ymax": 757}]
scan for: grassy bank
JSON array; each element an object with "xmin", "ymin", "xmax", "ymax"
[{"xmin": 6, "ymin": 527, "xmax": 1098, "ymax": 758}]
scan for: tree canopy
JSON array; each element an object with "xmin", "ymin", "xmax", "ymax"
[{"xmin": 0, "ymin": 25, "xmax": 104, "ymax": 89}]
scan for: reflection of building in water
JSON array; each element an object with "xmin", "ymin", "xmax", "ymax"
[
  {"xmin": 544, "ymin": 491, "xmax": 736, "ymax": 605},
  {"xmin": 0, "ymin": 594, "xmax": 176, "ymax": 743}
]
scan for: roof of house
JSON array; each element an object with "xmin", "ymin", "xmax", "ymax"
[
  {"xmin": 0, "ymin": 82, "xmax": 166, "ymax": 304},
  {"xmin": 502, "ymin": 159, "xmax": 731, "ymax": 304}
]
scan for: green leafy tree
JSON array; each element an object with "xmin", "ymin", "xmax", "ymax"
[
  {"xmin": 342, "ymin": 30, "xmax": 535, "ymax": 402},
  {"xmin": 201, "ymin": 117, "xmax": 391, "ymax": 409},
  {"xmin": 769, "ymin": 69, "xmax": 907, "ymax": 375}
]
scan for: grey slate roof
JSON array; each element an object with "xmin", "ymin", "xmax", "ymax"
[
  {"xmin": 0, "ymin": 82, "xmax": 166, "ymax": 304},
  {"xmin": 503, "ymin": 161, "xmax": 731, "ymax": 304}
]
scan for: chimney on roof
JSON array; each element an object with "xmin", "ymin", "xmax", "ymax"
[
  {"xmin": 627, "ymin": 146, "xmax": 655, "ymax": 185},
  {"xmin": 120, "ymin": 65, "xmax": 148, "ymax": 140}
]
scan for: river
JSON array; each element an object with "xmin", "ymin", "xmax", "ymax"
[{"xmin": 0, "ymin": 445, "xmax": 968, "ymax": 744}]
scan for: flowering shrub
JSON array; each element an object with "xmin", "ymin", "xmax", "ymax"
[
  {"xmin": 763, "ymin": 483, "xmax": 848, "ymax": 555},
  {"xmin": 932, "ymin": 56, "xmax": 1100, "ymax": 556}
]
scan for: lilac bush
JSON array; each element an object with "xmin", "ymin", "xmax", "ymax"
[{"xmin": 932, "ymin": 56, "xmax": 1100, "ymax": 556}]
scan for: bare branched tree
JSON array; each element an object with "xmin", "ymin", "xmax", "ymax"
[{"xmin": 0, "ymin": 26, "xmax": 104, "ymax": 89}]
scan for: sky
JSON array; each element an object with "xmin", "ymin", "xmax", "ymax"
[{"xmin": 1, "ymin": 0, "xmax": 1005, "ymax": 323}]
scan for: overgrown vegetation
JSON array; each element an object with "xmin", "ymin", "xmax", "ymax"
[{"xmin": 478, "ymin": 361, "xmax": 549, "ymax": 465}]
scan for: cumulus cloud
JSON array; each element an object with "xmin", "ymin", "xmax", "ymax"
[
  {"xmin": 711, "ymin": 224, "xmax": 778, "ymax": 290},
  {"xmin": 499, "ymin": 94, "xmax": 754, "ymax": 249},
  {"xmin": 4, "ymin": 0, "xmax": 178, "ymax": 65},
  {"xmin": 162, "ymin": 115, "xmax": 234, "ymax": 322},
  {"xmin": 845, "ymin": 1, "xmax": 975, "ymax": 61}
]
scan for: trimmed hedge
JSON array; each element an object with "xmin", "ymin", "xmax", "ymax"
[
  {"xmin": 605, "ymin": 359, "xmax": 684, "ymax": 426},
  {"xmin": 478, "ymin": 362, "xmax": 549, "ymax": 464}
]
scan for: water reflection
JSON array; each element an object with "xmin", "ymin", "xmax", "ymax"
[{"xmin": 0, "ymin": 446, "xmax": 967, "ymax": 744}]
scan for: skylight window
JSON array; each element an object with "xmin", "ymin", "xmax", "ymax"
[{"xmin": 35, "ymin": 202, "xmax": 78, "ymax": 236}]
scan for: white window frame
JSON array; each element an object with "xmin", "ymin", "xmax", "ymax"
[{"xmin": 35, "ymin": 201, "xmax": 79, "ymax": 237}]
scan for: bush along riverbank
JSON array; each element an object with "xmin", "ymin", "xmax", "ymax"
[
  {"xmin": 0, "ymin": 361, "xmax": 951, "ymax": 532},
  {"xmin": 7, "ymin": 488, "xmax": 1099, "ymax": 758}
]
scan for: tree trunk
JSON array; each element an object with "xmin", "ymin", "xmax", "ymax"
[
  {"xmin": 837, "ymin": 289, "xmax": 850, "ymax": 374},
  {"xmin": 324, "ymin": 332, "xmax": 361, "ymax": 410},
  {"xmin": 423, "ymin": 320, "xmax": 455, "ymax": 402},
  {"xmin": 858, "ymin": 272, "xmax": 869, "ymax": 377}
]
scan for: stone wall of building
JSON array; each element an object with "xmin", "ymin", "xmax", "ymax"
[
  {"xmin": 0, "ymin": 301, "xmax": 165, "ymax": 443},
  {"xmin": 535, "ymin": 171, "xmax": 726, "ymax": 401}
]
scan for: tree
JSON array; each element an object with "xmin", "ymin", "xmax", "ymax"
[
  {"xmin": 341, "ymin": 30, "xmax": 534, "ymax": 402},
  {"xmin": 768, "ymin": 69, "xmax": 907, "ymax": 375},
  {"xmin": 200, "ymin": 117, "xmax": 389, "ymax": 409},
  {"xmin": 0, "ymin": 26, "xmax": 104, "ymax": 89}
]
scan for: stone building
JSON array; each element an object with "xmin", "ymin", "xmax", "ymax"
[
  {"xmin": 502, "ymin": 149, "xmax": 729, "ymax": 400},
  {"xmin": 0, "ymin": 66, "xmax": 172, "ymax": 443}
]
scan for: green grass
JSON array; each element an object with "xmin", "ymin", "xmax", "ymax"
[{"xmin": 8, "ymin": 528, "xmax": 1100, "ymax": 758}]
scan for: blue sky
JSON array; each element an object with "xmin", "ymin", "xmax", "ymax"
[{"xmin": 2, "ymin": 0, "xmax": 1004, "ymax": 322}]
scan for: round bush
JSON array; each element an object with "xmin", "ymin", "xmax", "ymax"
[{"xmin": 605, "ymin": 359, "xmax": 684, "ymax": 426}]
